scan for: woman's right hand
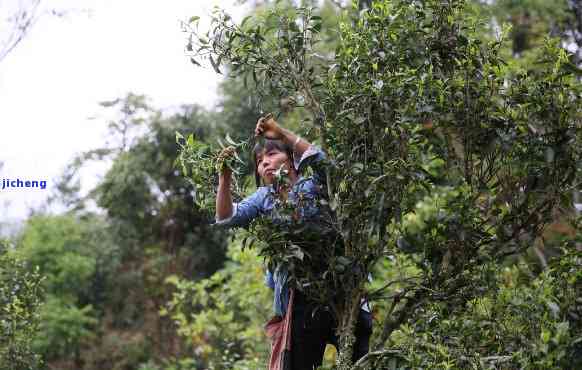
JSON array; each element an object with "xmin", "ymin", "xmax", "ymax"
[
  {"xmin": 255, "ymin": 113, "xmax": 283, "ymax": 140},
  {"xmin": 216, "ymin": 146, "xmax": 234, "ymax": 221},
  {"xmin": 216, "ymin": 146, "xmax": 236, "ymax": 175}
]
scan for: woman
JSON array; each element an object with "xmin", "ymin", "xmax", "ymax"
[{"xmin": 215, "ymin": 115, "xmax": 372, "ymax": 370}]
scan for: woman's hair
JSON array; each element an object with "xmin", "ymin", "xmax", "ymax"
[{"xmin": 252, "ymin": 139, "xmax": 294, "ymax": 187}]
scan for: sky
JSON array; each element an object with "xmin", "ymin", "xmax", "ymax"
[{"xmin": 0, "ymin": 0, "xmax": 250, "ymax": 223}]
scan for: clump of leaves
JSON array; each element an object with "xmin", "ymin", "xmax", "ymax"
[
  {"xmin": 184, "ymin": 5, "xmax": 326, "ymax": 118},
  {"xmin": 242, "ymin": 199, "xmax": 344, "ymax": 307},
  {"xmin": 0, "ymin": 240, "xmax": 44, "ymax": 370},
  {"xmin": 366, "ymin": 240, "xmax": 582, "ymax": 370},
  {"xmin": 162, "ymin": 236, "xmax": 273, "ymax": 370},
  {"xmin": 175, "ymin": 131, "xmax": 250, "ymax": 217}
]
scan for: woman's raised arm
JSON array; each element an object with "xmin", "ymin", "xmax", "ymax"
[
  {"xmin": 214, "ymin": 146, "xmax": 264, "ymax": 228},
  {"xmin": 216, "ymin": 166, "xmax": 234, "ymax": 221}
]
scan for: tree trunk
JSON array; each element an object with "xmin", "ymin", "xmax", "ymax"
[
  {"xmin": 335, "ymin": 289, "xmax": 362, "ymax": 369},
  {"xmin": 569, "ymin": 0, "xmax": 582, "ymax": 63}
]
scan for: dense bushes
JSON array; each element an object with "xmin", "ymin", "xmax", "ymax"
[{"xmin": 0, "ymin": 239, "xmax": 43, "ymax": 370}]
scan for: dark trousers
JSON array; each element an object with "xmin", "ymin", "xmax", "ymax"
[{"xmin": 290, "ymin": 292, "xmax": 373, "ymax": 370}]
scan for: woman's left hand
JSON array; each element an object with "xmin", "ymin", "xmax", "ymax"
[{"xmin": 255, "ymin": 113, "xmax": 283, "ymax": 140}]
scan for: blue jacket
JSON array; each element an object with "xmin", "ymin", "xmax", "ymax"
[{"xmin": 215, "ymin": 145, "xmax": 327, "ymax": 316}]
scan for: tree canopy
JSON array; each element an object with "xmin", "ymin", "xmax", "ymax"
[{"xmin": 179, "ymin": 0, "xmax": 581, "ymax": 368}]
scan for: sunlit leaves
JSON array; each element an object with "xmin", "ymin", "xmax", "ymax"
[{"xmin": 0, "ymin": 242, "xmax": 43, "ymax": 370}]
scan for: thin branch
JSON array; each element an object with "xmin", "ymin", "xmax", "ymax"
[
  {"xmin": 367, "ymin": 276, "xmax": 420, "ymax": 298},
  {"xmin": 0, "ymin": 0, "xmax": 42, "ymax": 63},
  {"xmin": 376, "ymin": 288, "xmax": 420, "ymax": 348}
]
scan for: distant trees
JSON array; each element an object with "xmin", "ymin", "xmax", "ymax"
[
  {"xmin": 40, "ymin": 96, "xmax": 233, "ymax": 369},
  {"xmin": 15, "ymin": 215, "xmax": 113, "ymax": 365},
  {"xmin": 10, "ymin": 90, "xmax": 255, "ymax": 369},
  {"xmin": 498, "ymin": 0, "xmax": 582, "ymax": 58}
]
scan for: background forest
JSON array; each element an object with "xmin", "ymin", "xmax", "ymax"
[{"xmin": 1, "ymin": 0, "xmax": 581, "ymax": 369}]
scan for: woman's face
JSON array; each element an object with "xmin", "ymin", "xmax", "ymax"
[{"xmin": 256, "ymin": 148, "xmax": 292, "ymax": 184}]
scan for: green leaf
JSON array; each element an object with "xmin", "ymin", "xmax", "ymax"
[
  {"xmin": 225, "ymin": 133, "xmax": 236, "ymax": 146},
  {"xmin": 311, "ymin": 22, "xmax": 322, "ymax": 33},
  {"xmin": 240, "ymin": 15, "xmax": 252, "ymax": 28},
  {"xmin": 175, "ymin": 131, "xmax": 184, "ymax": 144},
  {"xmin": 352, "ymin": 162, "xmax": 364, "ymax": 174}
]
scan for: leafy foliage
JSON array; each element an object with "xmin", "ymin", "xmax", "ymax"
[
  {"xmin": 364, "ymin": 235, "xmax": 582, "ymax": 369},
  {"xmin": 182, "ymin": 0, "xmax": 581, "ymax": 368},
  {"xmin": 163, "ymin": 237, "xmax": 272, "ymax": 370},
  {"xmin": 185, "ymin": 4, "xmax": 327, "ymax": 117},
  {"xmin": 25, "ymin": 96, "xmax": 238, "ymax": 369},
  {"xmin": 175, "ymin": 131, "xmax": 251, "ymax": 217},
  {"xmin": 15, "ymin": 215, "xmax": 105, "ymax": 362},
  {"xmin": 0, "ymin": 239, "xmax": 43, "ymax": 370}
]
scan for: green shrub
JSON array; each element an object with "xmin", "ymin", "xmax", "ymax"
[{"xmin": 0, "ymin": 240, "xmax": 43, "ymax": 370}]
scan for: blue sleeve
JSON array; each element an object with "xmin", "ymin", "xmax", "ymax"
[
  {"xmin": 294, "ymin": 145, "xmax": 327, "ymax": 185},
  {"xmin": 265, "ymin": 269, "xmax": 275, "ymax": 289},
  {"xmin": 214, "ymin": 187, "xmax": 268, "ymax": 228}
]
